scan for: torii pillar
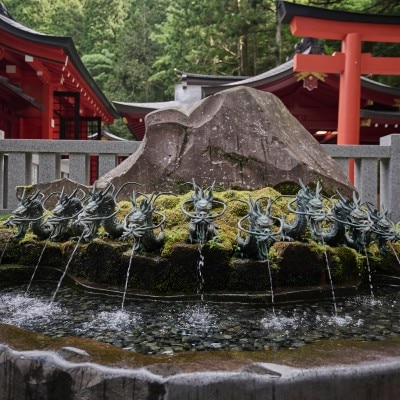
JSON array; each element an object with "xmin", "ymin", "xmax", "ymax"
[{"xmin": 277, "ymin": 1, "xmax": 400, "ymax": 146}]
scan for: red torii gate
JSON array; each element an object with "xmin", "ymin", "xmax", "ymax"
[{"xmin": 277, "ymin": 1, "xmax": 400, "ymax": 146}]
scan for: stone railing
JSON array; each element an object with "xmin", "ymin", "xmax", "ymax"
[
  {"xmin": 1, "ymin": 134, "xmax": 400, "ymax": 221},
  {"xmin": 323, "ymin": 134, "xmax": 400, "ymax": 221},
  {"xmin": 0, "ymin": 139, "xmax": 140, "ymax": 213}
]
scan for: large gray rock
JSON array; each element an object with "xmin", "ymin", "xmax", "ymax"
[{"xmin": 100, "ymin": 86, "xmax": 353, "ymax": 195}]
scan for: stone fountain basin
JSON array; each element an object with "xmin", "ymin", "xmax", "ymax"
[
  {"xmin": 2, "ymin": 267, "xmax": 400, "ymax": 400},
  {"xmin": 2, "ymin": 232, "xmax": 400, "ymax": 398},
  {"xmin": 2, "ymin": 333, "xmax": 400, "ymax": 400}
]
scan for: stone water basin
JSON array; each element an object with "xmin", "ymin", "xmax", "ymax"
[
  {"xmin": 3, "ymin": 269, "xmax": 400, "ymax": 399},
  {"xmin": 1, "ymin": 279, "xmax": 399, "ymax": 356}
]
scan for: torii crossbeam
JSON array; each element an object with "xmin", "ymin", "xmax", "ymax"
[{"xmin": 277, "ymin": 1, "xmax": 400, "ymax": 145}]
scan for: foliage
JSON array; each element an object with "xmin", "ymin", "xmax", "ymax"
[
  {"xmin": 106, "ymin": 0, "xmax": 169, "ymax": 102},
  {"xmin": 81, "ymin": 49, "xmax": 115, "ymax": 90},
  {"xmin": 4, "ymin": 0, "xmax": 400, "ymax": 129}
]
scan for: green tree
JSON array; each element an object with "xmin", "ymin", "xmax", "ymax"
[
  {"xmin": 106, "ymin": 0, "xmax": 169, "ymax": 102},
  {"xmin": 50, "ymin": 0, "xmax": 86, "ymax": 49},
  {"xmin": 80, "ymin": 0, "xmax": 127, "ymax": 55},
  {"xmin": 4, "ymin": 0, "xmax": 55, "ymax": 32},
  {"xmin": 81, "ymin": 49, "xmax": 115, "ymax": 91},
  {"xmin": 151, "ymin": 0, "xmax": 284, "ymax": 97}
]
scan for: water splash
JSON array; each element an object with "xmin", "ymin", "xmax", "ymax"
[
  {"xmin": 177, "ymin": 303, "xmax": 218, "ymax": 332},
  {"xmin": 0, "ymin": 293, "xmax": 63, "ymax": 327},
  {"xmin": 347, "ymin": 295, "xmax": 383, "ymax": 308},
  {"xmin": 50, "ymin": 233, "xmax": 83, "ymax": 305},
  {"xmin": 261, "ymin": 313, "xmax": 299, "ymax": 331},
  {"xmin": 26, "ymin": 240, "xmax": 48, "ymax": 293},
  {"xmin": 328, "ymin": 315, "xmax": 357, "ymax": 327},
  {"xmin": 79, "ymin": 309, "xmax": 139, "ymax": 332}
]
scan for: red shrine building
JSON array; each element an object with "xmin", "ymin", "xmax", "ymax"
[
  {"xmin": 116, "ymin": 2, "xmax": 400, "ymax": 145},
  {"xmin": 2, "ymin": 2, "xmax": 400, "ymax": 147},
  {"xmin": 0, "ymin": 6, "xmax": 118, "ymax": 141}
]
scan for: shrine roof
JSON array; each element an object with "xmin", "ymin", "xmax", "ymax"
[
  {"xmin": 174, "ymin": 69, "xmax": 248, "ymax": 86},
  {"xmin": 202, "ymin": 58, "xmax": 293, "ymax": 96},
  {"xmin": 201, "ymin": 60, "xmax": 400, "ymax": 99},
  {"xmin": 114, "ymin": 100, "xmax": 183, "ymax": 115},
  {"xmin": 0, "ymin": 75, "xmax": 43, "ymax": 109},
  {"xmin": 277, "ymin": 0, "xmax": 400, "ymax": 25},
  {"xmin": 360, "ymin": 109, "xmax": 400, "ymax": 121},
  {"xmin": 0, "ymin": 11, "xmax": 119, "ymax": 120}
]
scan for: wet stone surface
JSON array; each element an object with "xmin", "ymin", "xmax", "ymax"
[{"xmin": 1, "ymin": 283, "xmax": 400, "ymax": 355}]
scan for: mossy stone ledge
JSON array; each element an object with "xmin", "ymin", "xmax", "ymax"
[{"xmin": 1, "ymin": 227, "xmax": 396, "ymax": 298}]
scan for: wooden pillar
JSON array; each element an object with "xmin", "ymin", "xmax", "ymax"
[
  {"xmin": 337, "ymin": 33, "xmax": 362, "ymax": 145},
  {"xmin": 41, "ymin": 83, "xmax": 54, "ymax": 139}
]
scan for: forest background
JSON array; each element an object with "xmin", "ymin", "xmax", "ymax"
[{"xmin": 3, "ymin": 0, "xmax": 400, "ymax": 138}]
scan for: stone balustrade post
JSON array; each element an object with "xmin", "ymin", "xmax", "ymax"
[{"xmin": 380, "ymin": 134, "xmax": 400, "ymax": 222}]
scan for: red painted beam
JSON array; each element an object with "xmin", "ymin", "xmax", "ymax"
[
  {"xmin": 290, "ymin": 16, "xmax": 400, "ymax": 42},
  {"xmin": 294, "ymin": 53, "xmax": 345, "ymax": 74},
  {"xmin": 361, "ymin": 53, "xmax": 400, "ymax": 75}
]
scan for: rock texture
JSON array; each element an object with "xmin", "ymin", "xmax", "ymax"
[{"xmin": 100, "ymin": 86, "xmax": 353, "ymax": 196}]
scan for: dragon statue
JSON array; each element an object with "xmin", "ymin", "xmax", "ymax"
[
  {"xmin": 4, "ymin": 189, "xmax": 46, "ymax": 240},
  {"xmin": 181, "ymin": 180, "xmax": 226, "ymax": 245},
  {"xmin": 5, "ymin": 187, "xmax": 87, "ymax": 241},
  {"xmin": 121, "ymin": 190, "xmax": 168, "ymax": 253},
  {"xmin": 236, "ymin": 195, "xmax": 284, "ymax": 260},
  {"xmin": 71, "ymin": 181, "xmax": 122, "ymax": 242},
  {"xmin": 42, "ymin": 187, "xmax": 86, "ymax": 241},
  {"xmin": 333, "ymin": 192, "xmax": 399, "ymax": 253},
  {"xmin": 283, "ymin": 181, "xmax": 350, "ymax": 246},
  {"xmin": 367, "ymin": 204, "xmax": 400, "ymax": 254},
  {"xmin": 333, "ymin": 192, "xmax": 375, "ymax": 252},
  {"xmin": 279, "ymin": 180, "xmax": 318, "ymax": 241}
]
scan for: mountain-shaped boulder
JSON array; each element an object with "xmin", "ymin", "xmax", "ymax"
[{"xmin": 100, "ymin": 86, "xmax": 353, "ymax": 195}]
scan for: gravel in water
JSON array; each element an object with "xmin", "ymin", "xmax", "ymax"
[{"xmin": 0, "ymin": 284, "xmax": 399, "ymax": 355}]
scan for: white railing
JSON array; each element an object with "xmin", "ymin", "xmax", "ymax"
[{"xmin": 1, "ymin": 134, "xmax": 400, "ymax": 221}]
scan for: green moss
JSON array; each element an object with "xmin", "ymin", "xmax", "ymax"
[
  {"xmin": 3, "ymin": 322, "xmax": 400, "ymax": 371},
  {"xmin": 273, "ymin": 181, "xmax": 300, "ymax": 195},
  {"xmin": 0, "ymin": 186, "xmax": 374, "ymax": 294},
  {"xmin": 0, "ymin": 214, "xmax": 11, "ymax": 222}
]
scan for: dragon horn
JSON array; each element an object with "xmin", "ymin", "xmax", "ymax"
[
  {"xmin": 249, "ymin": 194, "xmax": 256, "ymax": 208},
  {"xmin": 266, "ymin": 197, "xmax": 272, "ymax": 212},
  {"xmin": 352, "ymin": 191, "xmax": 360, "ymax": 206},
  {"xmin": 102, "ymin": 181, "xmax": 114, "ymax": 196},
  {"xmin": 31, "ymin": 190, "xmax": 41, "ymax": 200},
  {"xmin": 68, "ymin": 187, "xmax": 78, "ymax": 200},
  {"xmin": 17, "ymin": 187, "xmax": 26, "ymax": 201},
  {"xmin": 336, "ymin": 190, "xmax": 347, "ymax": 202},
  {"xmin": 206, "ymin": 183, "xmax": 215, "ymax": 201},
  {"xmin": 131, "ymin": 190, "xmax": 138, "ymax": 208},
  {"xmin": 298, "ymin": 178, "xmax": 307, "ymax": 191},
  {"xmin": 316, "ymin": 181, "xmax": 321, "ymax": 195}
]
